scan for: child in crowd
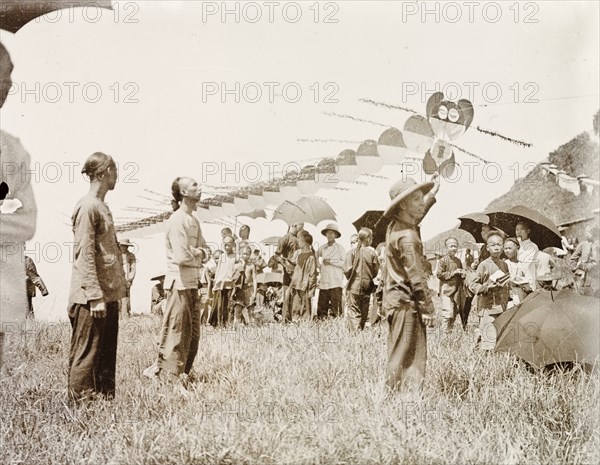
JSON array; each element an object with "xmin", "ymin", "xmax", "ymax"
[
  {"xmin": 287, "ymin": 231, "xmax": 317, "ymax": 322},
  {"xmin": 211, "ymin": 236, "xmax": 238, "ymax": 326},
  {"xmin": 232, "ymin": 246, "xmax": 257, "ymax": 326},
  {"xmin": 468, "ymin": 232, "xmax": 510, "ymax": 351},
  {"xmin": 343, "ymin": 228, "xmax": 380, "ymax": 332},
  {"xmin": 251, "ymin": 249, "xmax": 267, "ymax": 275},
  {"xmin": 503, "ymin": 237, "xmax": 528, "ymax": 308},
  {"xmin": 436, "ymin": 237, "xmax": 466, "ymax": 333}
]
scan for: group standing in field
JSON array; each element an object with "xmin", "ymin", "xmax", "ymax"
[
  {"xmin": 52, "ymin": 152, "xmax": 600, "ymax": 399},
  {"xmin": 1, "ymin": 32, "xmax": 597, "ymax": 398}
]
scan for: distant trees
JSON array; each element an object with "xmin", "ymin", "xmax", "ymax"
[
  {"xmin": 549, "ymin": 132, "xmax": 599, "ymax": 178},
  {"xmin": 594, "ymin": 109, "xmax": 599, "ymax": 136}
]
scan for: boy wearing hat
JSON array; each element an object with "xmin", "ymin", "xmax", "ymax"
[
  {"xmin": 316, "ymin": 223, "xmax": 346, "ymax": 320},
  {"xmin": 150, "ymin": 273, "xmax": 166, "ymax": 316},
  {"xmin": 381, "ymin": 173, "xmax": 440, "ymax": 394},
  {"xmin": 119, "ymin": 239, "xmax": 137, "ymax": 319}
]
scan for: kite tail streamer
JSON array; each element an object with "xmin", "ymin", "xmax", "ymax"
[
  {"xmin": 322, "ymin": 112, "xmax": 390, "ymax": 127},
  {"xmin": 449, "ymin": 144, "xmax": 491, "ymax": 164},
  {"xmin": 358, "ymin": 98, "xmax": 419, "ymax": 115},
  {"xmin": 475, "ymin": 126, "xmax": 532, "ymax": 147},
  {"xmin": 297, "ymin": 138, "xmax": 363, "ymax": 144}
]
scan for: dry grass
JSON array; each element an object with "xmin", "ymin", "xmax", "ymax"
[{"xmin": 1, "ymin": 308, "xmax": 598, "ymax": 465}]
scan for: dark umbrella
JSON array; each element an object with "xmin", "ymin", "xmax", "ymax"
[
  {"xmin": 353, "ymin": 210, "xmax": 386, "ymax": 247},
  {"xmin": 493, "ymin": 290, "xmax": 600, "ymax": 369},
  {"xmin": 458, "ymin": 212, "xmax": 490, "ymax": 243},
  {"xmin": 485, "ymin": 205, "xmax": 561, "ymax": 250},
  {"xmin": 1, "ymin": 0, "xmax": 112, "ymax": 33}
]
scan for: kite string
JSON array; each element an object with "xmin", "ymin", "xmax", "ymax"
[
  {"xmin": 358, "ymin": 97, "xmax": 533, "ymax": 147},
  {"xmin": 321, "ymin": 111, "xmax": 390, "ymax": 128}
]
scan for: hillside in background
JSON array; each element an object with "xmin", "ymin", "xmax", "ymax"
[{"xmin": 426, "ymin": 114, "xmax": 599, "ymax": 253}]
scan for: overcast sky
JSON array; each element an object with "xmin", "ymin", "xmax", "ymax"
[{"xmin": 1, "ymin": 1, "xmax": 598, "ymax": 317}]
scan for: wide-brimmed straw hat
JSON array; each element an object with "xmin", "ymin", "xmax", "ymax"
[
  {"xmin": 321, "ymin": 222, "xmax": 341, "ymax": 238},
  {"xmin": 119, "ymin": 238, "xmax": 134, "ymax": 248},
  {"xmin": 151, "ymin": 272, "xmax": 165, "ymax": 281},
  {"xmin": 383, "ymin": 178, "xmax": 434, "ymax": 218}
]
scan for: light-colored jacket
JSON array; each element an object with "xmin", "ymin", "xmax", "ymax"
[{"xmin": 1, "ymin": 131, "xmax": 37, "ymax": 324}]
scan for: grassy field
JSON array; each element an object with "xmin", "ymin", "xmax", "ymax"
[{"xmin": 1, "ymin": 308, "xmax": 598, "ymax": 465}]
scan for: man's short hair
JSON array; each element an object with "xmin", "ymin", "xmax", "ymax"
[
  {"xmin": 516, "ymin": 221, "xmax": 531, "ymax": 233},
  {"xmin": 298, "ymin": 230, "xmax": 313, "ymax": 246},
  {"xmin": 486, "ymin": 232, "xmax": 505, "ymax": 244}
]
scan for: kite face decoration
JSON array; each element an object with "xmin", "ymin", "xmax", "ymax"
[
  {"xmin": 403, "ymin": 91, "xmax": 474, "ymax": 175},
  {"xmin": 426, "ymin": 91, "xmax": 474, "ymax": 142}
]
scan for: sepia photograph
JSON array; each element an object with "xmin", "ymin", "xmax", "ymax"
[{"xmin": 0, "ymin": 1, "xmax": 599, "ymax": 463}]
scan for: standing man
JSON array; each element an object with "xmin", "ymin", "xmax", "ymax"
[
  {"xmin": 25, "ymin": 255, "xmax": 49, "ymax": 319},
  {"xmin": 316, "ymin": 223, "xmax": 346, "ymax": 320},
  {"xmin": 67, "ymin": 152, "xmax": 127, "ymax": 401},
  {"xmin": 381, "ymin": 175, "xmax": 439, "ymax": 395},
  {"xmin": 155, "ymin": 177, "xmax": 206, "ymax": 387},
  {"xmin": 1, "ymin": 41, "xmax": 37, "ymax": 370},
  {"xmin": 275, "ymin": 222, "xmax": 303, "ymax": 322},
  {"xmin": 118, "ymin": 239, "xmax": 136, "ymax": 319}
]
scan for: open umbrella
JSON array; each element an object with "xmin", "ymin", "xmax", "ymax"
[
  {"xmin": 272, "ymin": 197, "xmax": 336, "ymax": 226},
  {"xmin": 458, "ymin": 212, "xmax": 490, "ymax": 243},
  {"xmin": 353, "ymin": 210, "xmax": 386, "ymax": 247},
  {"xmin": 1, "ymin": 0, "xmax": 112, "ymax": 33},
  {"xmin": 485, "ymin": 205, "xmax": 562, "ymax": 250},
  {"xmin": 493, "ymin": 290, "xmax": 600, "ymax": 369},
  {"xmin": 256, "ymin": 271, "xmax": 283, "ymax": 285}
]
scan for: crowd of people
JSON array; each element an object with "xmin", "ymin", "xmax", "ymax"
[
  {"xmin": 15, "ymin": 149, "xmax": 600, "ymax": 400},
  {"xmin": 1, "ymin": 39, "xmax": 598, "ymax": 402}
]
